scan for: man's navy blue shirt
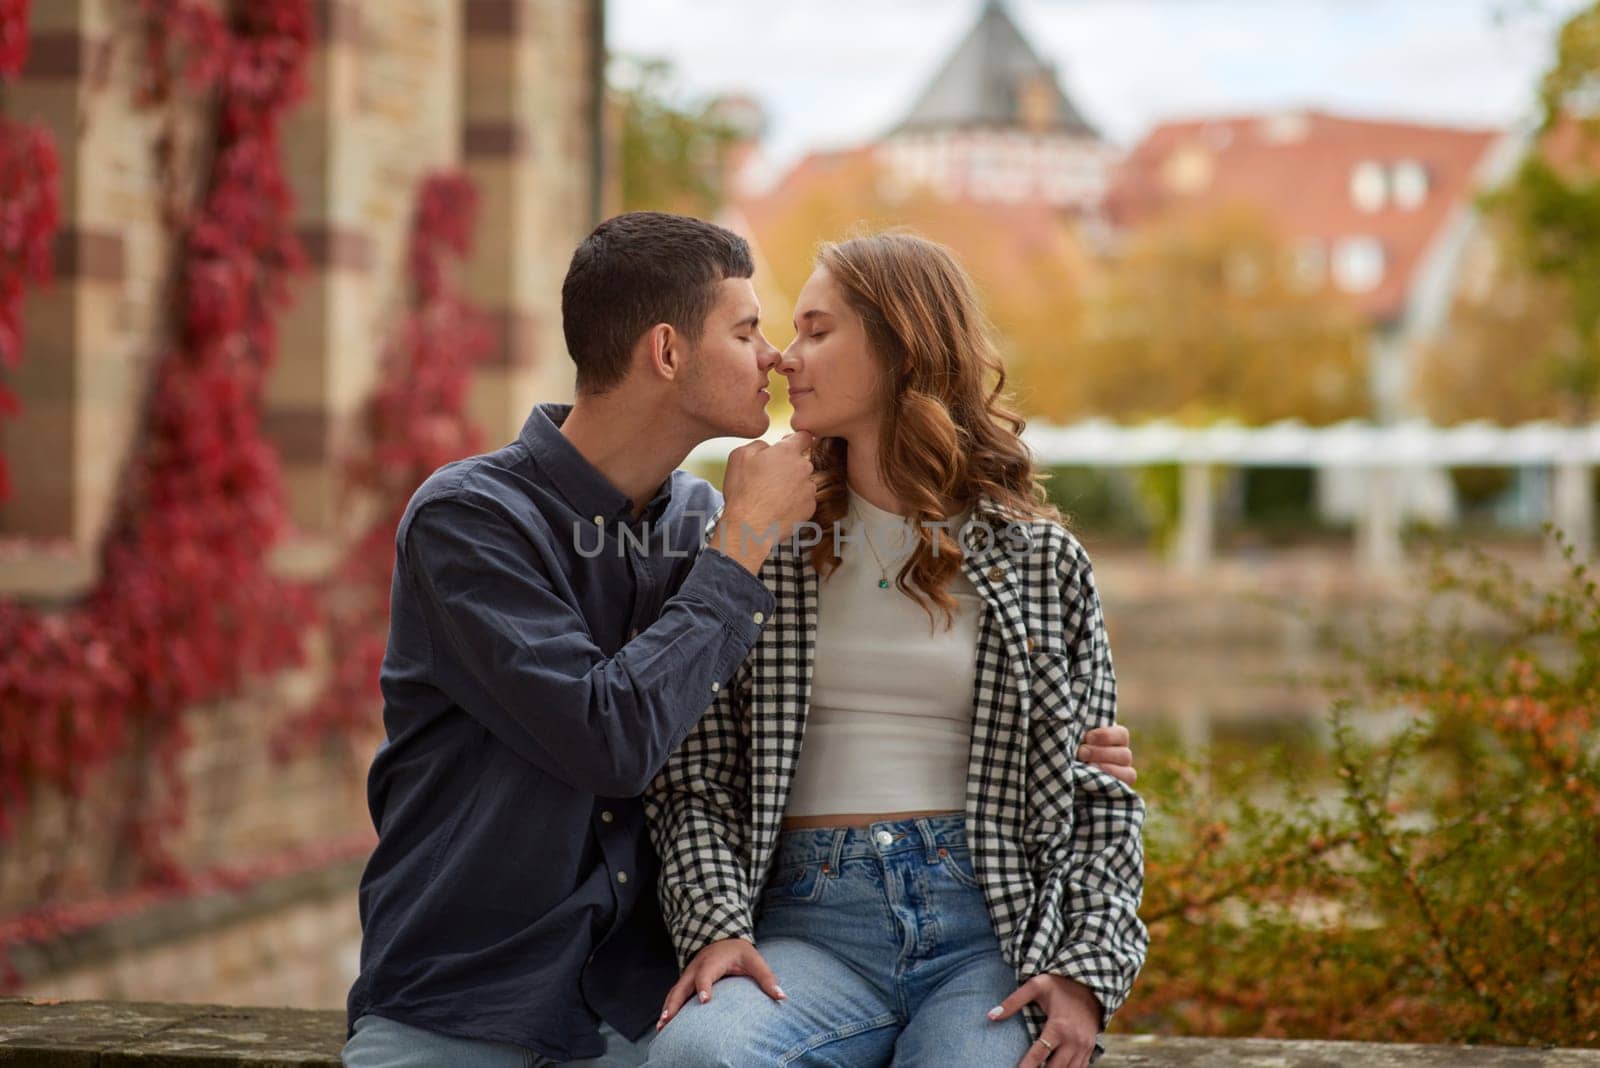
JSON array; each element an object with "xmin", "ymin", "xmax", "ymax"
[{"xmin": 346, "ymin": 402, "xmax": 775, "ymax": 1061}]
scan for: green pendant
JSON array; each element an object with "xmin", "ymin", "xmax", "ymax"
[{"xmin": 878, "ymin": 578, "xmax": 890, "ymax": 589}]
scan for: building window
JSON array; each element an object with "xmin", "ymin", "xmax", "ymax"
[
  {"xmin": 1018, "ymin": 75, "xmax": 1058, "ymax": 132},
  {"xmin": 1293, "ymin": 239, "xmax": 1326, "ymax": 289},
  {"xmin": 1391, "ymin": 160, "xmax": 1429, "ymax": 209},
  {"xmin": 1163, "ymin": 144, "xmax": 1214, "ymax": 194},
  {"xmin": 1350, "ymin": 161, "xmax": 1387, "ymax": 213},
  {"xmin": 1333, "ymin": 236, "xmax": 1385, "ymax": 292}
]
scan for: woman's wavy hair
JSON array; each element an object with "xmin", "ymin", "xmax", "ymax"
[{"xmin": 805, "ymin": 230, "xmax": 1063, "ymax": 631}]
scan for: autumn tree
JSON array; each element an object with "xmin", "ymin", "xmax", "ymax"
[
  {"xmin": 741, "ymin": 151, "xmax": 1090, "ymax": 407},
  {"xmin": 1414, "ymin": 221, "xmax": 1576, "ymax": 424},
  {"xmin": 1060, "ymin": 206, "xmax": 1369, "ymax": 426},
  {"xmin": 1127, "ymin": 540, "xmax": 1600, "ymax": 1045}
]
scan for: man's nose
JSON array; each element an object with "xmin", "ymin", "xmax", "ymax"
[{"xmin": 756, "ymin": 337, "xmax": 782, "ymax": 373}]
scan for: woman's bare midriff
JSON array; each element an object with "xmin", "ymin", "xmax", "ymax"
[{"xmin": 780, "ymin": 809, "xmax": 960, "ymax": 830}]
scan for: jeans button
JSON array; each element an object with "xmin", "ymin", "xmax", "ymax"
[{"xmin": 874, "ymin": 830, "xmax": 893, "ymax": 847}]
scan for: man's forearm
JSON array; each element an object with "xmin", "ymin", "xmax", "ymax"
[{"xmin": 708, "ymin": 508, "xmax": 778, "ymax": 576}]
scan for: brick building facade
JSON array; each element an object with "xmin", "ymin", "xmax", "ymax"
[{"xmin": 0, "ymin": 0, "xmax": 602, "ymax": 1008}]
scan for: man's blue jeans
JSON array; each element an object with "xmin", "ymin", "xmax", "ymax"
[
  {"xmin": 646, "ymin": 814, "xmax": 1032, "ymax": 1066},
  {"xmin": 343, "ymin": 1013, "xmax": 653, "ymax": 1067}
]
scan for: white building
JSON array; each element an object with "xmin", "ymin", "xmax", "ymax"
[{"xmin": 879, "ymin": 0, "xmax": 1117, "ymax": 212}]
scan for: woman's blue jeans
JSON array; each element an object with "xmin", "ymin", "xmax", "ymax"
[{"xmin": 647, "ymin": 813, "xmax": 1032, "ymax": 1067}]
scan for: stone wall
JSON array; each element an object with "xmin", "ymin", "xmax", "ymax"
[
  {"xmin": 9, "ymin": 864, "xmax": 363, "ymax": 1012},
  {"xmin": 4, "ymin": 998, "xmax": 1599, "ymax": 1066}
]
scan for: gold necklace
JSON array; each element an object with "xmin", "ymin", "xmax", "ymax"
[{"xmin": 852, "ymin": 504, "xmax": 894, "ymax": 589}]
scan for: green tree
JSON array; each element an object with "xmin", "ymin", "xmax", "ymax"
[
  {"xmin": 610, "ymin": 56, "xmax": 739, "ymax": 216},
  {"xmin": 1470, "ymin": 2, "xmax": 1600, "ymax": 422}
]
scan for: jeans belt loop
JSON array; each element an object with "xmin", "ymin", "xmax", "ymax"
[
  {"xmin": 915, "ymin": 817, "xmax": 942, "ymax": 864},
  {"xmin": 827, "ymin": 827, "xmax": 848, "ymax": 877}
]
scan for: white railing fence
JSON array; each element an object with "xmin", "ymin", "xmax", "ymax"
[{"xmin": 689, "ymin": 419, "xmax": 1600, "ymax": 569}]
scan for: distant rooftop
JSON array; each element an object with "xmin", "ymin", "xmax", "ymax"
[
  {"xmin": 1103, "ymin": 110, "xmax": 1504, "ymax": 323},
  {"xmin": 894, "ymin": 0, "xmax": 1097, "ymax": 138}
]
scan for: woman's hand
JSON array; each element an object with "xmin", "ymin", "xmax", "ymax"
[
  {"xmin": 1078, "ymin": 723, "xmax": 1136, "ymax": 786},
  {"xmin": 657, "ymin": 937, "xmax": 786, "ymax": 1030},
  {"xmin": 987, "ymin": 973, "xmax": 1102, "ymax": 1068}
]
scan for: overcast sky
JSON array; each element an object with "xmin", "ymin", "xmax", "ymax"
[{"xmin": 607, "ymin": 0, "xmax": 1589, "ymax": 173}]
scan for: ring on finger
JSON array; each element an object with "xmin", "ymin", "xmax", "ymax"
[{"xmin": 1036, "ymin": 1036, "xmax": 1055, "ymax": 1052}]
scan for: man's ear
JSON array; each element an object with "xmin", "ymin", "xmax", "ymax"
[{"xmin": 641, "ymin": 322, "xmax": 682, "ymax": 380}]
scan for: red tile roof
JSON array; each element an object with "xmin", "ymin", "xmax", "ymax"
[{"xmin": 1104, "ymin": 110, "xmax": 1503, "ymax": 322}]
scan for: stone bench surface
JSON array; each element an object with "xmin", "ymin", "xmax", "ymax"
[{"xmin": 2, "ymin": 997, "xmax": 1597, "ymax": 1066}]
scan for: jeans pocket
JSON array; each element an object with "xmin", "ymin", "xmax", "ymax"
[
  {"xmin": 760, "ymin": 862, "xmax": 827, "ymax": 906},
  {"xmin": 937, "ymin": 847, "xmax": 983, "ymax": 889}
]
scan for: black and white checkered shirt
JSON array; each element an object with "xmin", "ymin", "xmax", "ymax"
[{"xmin": 643, "ymin": 498, "xmax": 1148, "ymax": 1045}]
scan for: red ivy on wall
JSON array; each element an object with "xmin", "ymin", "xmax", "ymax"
[
  {"xmin": 273, "ymin": 173, "xmax": 493, "ymax": 759},
  {"xmin": 0, "ymin": 0, "xmax": 29, "ymax": 75},
  {"xmin": 0, "ymin": 0, "xmax": 60, "ymax": 504},
  {"xmin": 0, "ymin": 0, "xmax": 499, "ymax": 980},
  {"xmin": 1, "ymin": 0, "xmax": 496, "ymax": 887},
  {"xmin": 0, "ymin": 165, "xmax": 495, "ymax": 984},
  {"xmin": 0, "ymin": 1, "xmax": 316, "ymax": 880}
]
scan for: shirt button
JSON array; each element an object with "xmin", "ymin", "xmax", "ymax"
[
  {"xmin": 987, "ymin": 565, "xmax": 1005, "ymax": 581},
  {"xmin": 710, "ymin": 681, "xmax": 720, "ymax": 693},
  {"xmin": 1026, "ymin": 637, "xmax": 1036, "ymax": 653},
  {"xmin": 752, "ymin": 611, "xmax": 765, "ymax": 624},
  {"xmin": 593, "ymin": 515, "xmax": 605, "ymax": 525},
  {"xmin": 628, "ymin": 628, "xmax": 638, "ymax": 640},
  {"xmin": 874, "ymin": 830, "xmax": 894, "ymax": 847},
  {"xmin": 600, "ymin": 810, "xmax": 614, "ymax": 823},
  {"xmin": 616, "ymin": 871, "xmax": 629, "ymax": 884}
]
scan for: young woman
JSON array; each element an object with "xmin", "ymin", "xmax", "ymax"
[{"xmin": 642, "ymin": 233, "xmax": 1147, "ymax": 1068}]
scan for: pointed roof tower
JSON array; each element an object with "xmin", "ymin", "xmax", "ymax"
[{"xmin": 894, "ymin": 0, "xmax": 1097, "ymax": 137}]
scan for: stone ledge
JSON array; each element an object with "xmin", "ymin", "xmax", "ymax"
[
  {"xmin": 1103, "ymin": 1035, "xmax": 1600, "ymax": 1066},
  {"xmin": 6, "ymin": 859, "xmax": 367, "ymax": 987},
  {"xmin": 0, "ymin": 997, "xmax": 341, "ymax": 1065},
  {"xmin": 3, "ymin": 998, "xmax": 1599, "ymax": 1066}
]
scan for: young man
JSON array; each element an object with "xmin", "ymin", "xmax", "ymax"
[
  {"xmin": 342, "ymin": 212, "xmax": 1136, "ymax": 1067},
  {"xmin": 343, "ymin": 212, "xmax": 813, "ymax": 1067}
]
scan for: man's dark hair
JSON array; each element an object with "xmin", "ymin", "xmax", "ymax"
[{"xmin": 561, "ymin": 212, "xmax": 754, "ymax": 394}]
